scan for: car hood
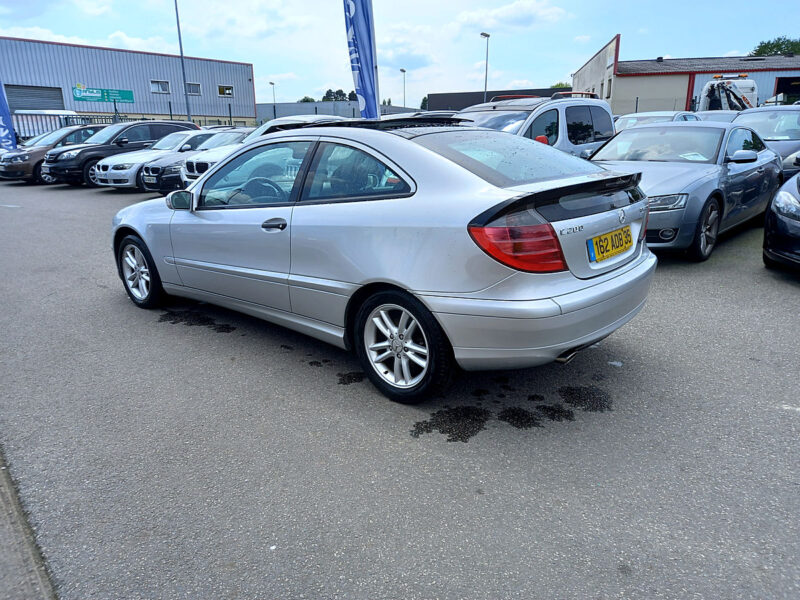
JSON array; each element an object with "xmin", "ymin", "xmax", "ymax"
[
  {"xmin": 763, "ymin": 139, "xmax": 800, "ymax": 159},
  {"xmin": 593, "ymin": 160, "xmax": 720, "ymax": 195},
  {"xmin": 145, "ymin": 150, "xmax": 200, "ymax": 168},
  {"xmin": 188, "ymin": 144, "xmax": 240, "ymax": 162},
  {"xmin": 47, "ymin": 143, "xmax": 97, "ymax": 156},
  {"xmin": 100, "ymin": 148, "xmax": 169, "ymax": 165}
]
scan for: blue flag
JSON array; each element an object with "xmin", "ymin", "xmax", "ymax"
[
  {"xmin": 0, "ymin": 82, "xmax": 17, "ymax": 151},
  {"xmin": 344, "ymin": 0, "xmax": 380, "ymax": 119}
]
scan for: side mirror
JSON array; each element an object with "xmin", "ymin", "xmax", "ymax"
[
  {"xmin": 166, "ymin": 190, "xmax": 191, "ymax": 210},
  {"xmin": 116, "ymin": 138, "xmax": 129, "ymax": 146},
  {"xmin": 179, "ymin": 144, "xmax": 192, "ymax": 152},
  {"xmin": 579, "ymin": 148, "xmax": 593, "ymax": 160},
  {"xmin": 534, "ymin": 135, "xmax": 549, "ymax": 145},
  {"xmin": 727, "ymin": 149, "xmax": 758, "ymax": 164}
]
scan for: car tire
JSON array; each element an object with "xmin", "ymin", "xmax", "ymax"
[
  {"xmin": 33, "ymin": 161, "xmax": 57, "ymax": 185},
  {"xmin": 135, "ymin": 168, "xmax": 145, "ymax": 191},
  {"xmin": 763, "ymin": 251, "xmax": 781, "ymax": 270},
  {"xmin": 688, "ymin": 196, "xmax": 721, "ymax": 262},
  {"xmin": 117, "ymin": 235, "xmax": 165, "ymax": 309},
  {"xmin": 82, "ymin": 159, "xmax": 100, "ymax": 187},
  {"xmin": 354, "ymin": 290, "xmax": 453, "ymax": 403}
]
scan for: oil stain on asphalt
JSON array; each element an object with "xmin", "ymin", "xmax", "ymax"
[
  {"xmin": 411, "ymin": 385, "xmax": 610, "ymax": 442},
  {"xmin": 337, "ymin": 372, "xmax": 365, "ymax": 385},
  {"xmin": 158, "ymin": 309, "xmax": 235, "ymax": 333},
  {"xmin": 411, "ymin": 406, "xmax": 493, "ymax": 442}
]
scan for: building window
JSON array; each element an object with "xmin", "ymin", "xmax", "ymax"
[
  {"xmin": 185, "ymin": 82, "xmax": 201, "ymax": 96},
  {"xmin": 150, "ymin": 80, "xmax": 170, "ymax": 94},
  {"xmin": 606, "ymin": 77, "xmax": 612, "ymax": 99},
  {"xmin": 218, "ymin": 85, "xmax": 234, "ymax": 97}
]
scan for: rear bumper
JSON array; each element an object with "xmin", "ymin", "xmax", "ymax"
[{"xmin": 422, "ymin": 251, "xmax": 657, "ymax": 370}]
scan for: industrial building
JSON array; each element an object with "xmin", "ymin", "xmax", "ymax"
[
  {"xmin": 0, "ymin": 36, "xmax": 257, "ymax": 125},
  {"xmin": 427, "ymin": 87, "xmax": 572, "ymax": 111},
  {"xmin": 573, "ymin": 34, "xmax": 800, "ymax": 114},
  {"xmin": 255, "ymin": 101, "xmax": 413, "ymax": 123}
]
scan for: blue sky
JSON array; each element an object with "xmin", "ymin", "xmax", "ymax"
[{"xmin": 0, "ymin": 0, "xmax": 791, "ymax": 108}]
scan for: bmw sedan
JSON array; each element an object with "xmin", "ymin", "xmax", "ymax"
[
  {"xmin": 112, "ymin": 120, "xmax": 656, "ymax": 402},
  {"xmin": 592, "ymin": 122, "xmax": 782, "ymax": 260}
]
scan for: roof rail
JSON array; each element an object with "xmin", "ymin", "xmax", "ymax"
[
  {"xmin": 550, "ymin": 91, "xmax": 599, "ymax": 99},
  {"xmin": 489, "ymin": 94, "xmax": 541, "ymax": 102},
  {"xmin": 272, "ymin": 115, "xmax": 472, "ymax": 132}
]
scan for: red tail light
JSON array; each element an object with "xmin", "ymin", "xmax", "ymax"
[{"xmin": 468, "ymin": 223, "xmax": 567, "ymax": 273}]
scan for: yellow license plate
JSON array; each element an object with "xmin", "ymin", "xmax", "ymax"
[{"xmin": 587, "ymin": 226, "xmax": 633, "ymax": 263}]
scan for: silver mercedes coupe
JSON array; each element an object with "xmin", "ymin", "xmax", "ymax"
[{"xmin": 112, "ymin": 119, "xmax": 656, "ymax": 402}]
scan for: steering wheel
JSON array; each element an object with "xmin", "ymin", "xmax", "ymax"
[{"xmin": 230, "ymin": 177, "xmax": 287, "ymax": 204}]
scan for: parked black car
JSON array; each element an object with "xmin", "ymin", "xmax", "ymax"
[
  {"xmin": 764, "ymin": 171, "xmax": 800, "ymax": 270},
  {"xmin": 141, "ymin": 127, "xmax": 253, "ymax": 194},
  {"xmin": 43, "ymin": 120, "xmax": 199, "ymax": 187}
]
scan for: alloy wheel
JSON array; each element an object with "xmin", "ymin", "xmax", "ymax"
[
  {"xmin": 699, "ymin": 203, "xmax": 719, "ymax": 256},
  {"xmin": 88, "ymin": 163, "xmax": 99, "ymax": 185},
  {"xmin": 121, "ymin": 244, "xmax": 151, "ymax": 301},
  {"xmin": 364, "ymin": 303, "xmax": 429, "ymax": 389}
]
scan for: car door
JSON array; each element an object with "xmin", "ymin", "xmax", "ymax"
[
  {"xmin": 523, "ymin": 109, "xmax": 559, "ymax": 146},
  {"xmin": 114, "ymin": 124, "xmax": 153, "ymax": 151},
  {"xmin": 721, "ymin": 127, "xmax": 763, "ymax": 226},
  {"xmin": 747, "ymin": 129, "xmax": 781, "ymax": 215},
  {"xmin": 169, "ymin": 139, "xmax": 315, "ymax": 311},
  {"xmin": 288, "ymin": 140, "xmax": 414, "ymax": 326}
]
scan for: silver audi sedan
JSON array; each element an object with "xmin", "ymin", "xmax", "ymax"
[
  {"xmin": 112, "ymin": 120, "xmax": 656, "ymax": 402},
  {"xmin": 592, "ymin": 121, "xmax": 782, "ymax": 260}
]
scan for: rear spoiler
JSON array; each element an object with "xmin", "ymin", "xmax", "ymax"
[{"xmin": 469, "ymin": 172, "xmax": 642, "ymax": 226}]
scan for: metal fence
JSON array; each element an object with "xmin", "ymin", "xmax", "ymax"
[{"xmin": 11, "ymin": 113, "xmax": 146, "ymax": 140}]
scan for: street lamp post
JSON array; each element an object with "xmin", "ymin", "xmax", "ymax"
[
  {"xmin": 480, "ymin": 32, "xmax": 490, "ymax": 103},
  {"xmin": 269, "ymin": 81, "xmax": 276, "ymax": 118},
  {"xmin": 399, "ymin": 68, "xmax": 406, "ymax": 108},
  {"xmin": 174, "ymin": 0, "xmax": 192, "ymax": 122}
]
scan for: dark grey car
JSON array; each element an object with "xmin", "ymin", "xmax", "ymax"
[
  {"xmin": 733, "ymin": 106, "xmax": 800, "ymax": 180},
  {"xmin": 593, "ymin": 121, "xmax": 782, "ymax": 260}
]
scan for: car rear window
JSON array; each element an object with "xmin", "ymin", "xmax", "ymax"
[
  {"xmin": 413, "ymin": 130, "xmax": 603, "ymax": 188},
  {"xmin": 456, "ymin": 110, "xmax": 531, "ymax": 133}
]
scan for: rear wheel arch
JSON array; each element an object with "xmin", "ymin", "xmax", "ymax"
[{"xmin": 343, "ymin": 282, "xmax": 450, "ymax": 352}]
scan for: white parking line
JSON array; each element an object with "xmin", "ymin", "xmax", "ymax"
[
  {"xmin": 0, "ymin": 204, "xmax": 21, "ymax": 208},
  {"xmin": 780, "ymin": 405, "xmax": 800, "ymax": 413}
]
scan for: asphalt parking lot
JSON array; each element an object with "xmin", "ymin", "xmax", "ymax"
[{"xmin": 1, "ymin": 181, "xmax": 799, "ymax": 599}]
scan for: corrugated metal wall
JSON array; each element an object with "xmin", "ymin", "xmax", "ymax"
[
  {"xmin": 0, "ymin": 37, "xmax": 255, "ymax": 118},
  {"xmin": 691, "ymin": 71, "xmax": 800, "ymax": 106}
]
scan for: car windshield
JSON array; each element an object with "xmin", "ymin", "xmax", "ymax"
[
  {"xmin": 414, "ymin": 129, "xmax": 602, "ymax": 188},
  {"xmin": 592, "ymin": 126, "xmax": 723, "ymax": 163},
  {"xmin": 615, "ymin": 115, "xmax": 673, "ymax": 131},
  {"xmin": 198, "ymin": 131, "xmax": 247, "ymax": 149},
  {"xmin": 83, "ymin": 123, "xmax": 128, "ymax": 145},
  {"xmin": 733, "ymin": 110, "xmax": 800, "ymax": 141},
  {"xmin": 456, "ymin": 110, "xmax": 530, "ymax": 134},
  {"xmin": 698, "ymin": 112, "xmax": 737, "ymax": 122},
  {"xmin": 27, "ymin": 128, "xmax": 71, "ymax": 146},
  {"xmin": 21, "ymin": 132, "xmax": 49, "ymax": 146},
  {"xmin": 152, "ymin": 132, "xmax": 190, "ymax": 150}
]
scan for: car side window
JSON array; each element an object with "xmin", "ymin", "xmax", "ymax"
[
  {"xmin": 750, "ymin": 131, "xmax": 766, "ymax": 151},
  {"xmin": 589, "ymin": 106, "xmax": 614, "ymax": 141},
  {"xmin": 198, "ymin": 141, "xmax": 311, "ymax": 208},
  {"xmin": 685, "ymin": 114, "xmax": 700, "ymax": 121},
  {"xmin": 566, "ymin": 106, "xmax": 593, "ymax": 145},
  {"xmin": 186, "ymin": 133, "xmax": 214, "ymax": 150},
  {"xmin": 120, "ymin": 124, "xmax": 152, "ymax": 142},
  {"xmin": 151, "ymin": 124, "xmax": 184, "ymax": 139},
  {"xmin": 726, "ymin": 128, "xmax": 759, "ymax": 156},
  {"xmin": 303, "ymin": 142, "xmax": 410, "ymax": 201},
  {"xmin": 59, "ymin": 129, "xmax": 90, "ymax": 146},
  {"xmin": 525, "ymin": 109, "xmax": 559, "ymax": 145}
]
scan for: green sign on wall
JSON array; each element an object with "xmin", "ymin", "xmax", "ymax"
[{"xmin": 72, "ymin": 85, "xmax": 134, "ymax": 103}]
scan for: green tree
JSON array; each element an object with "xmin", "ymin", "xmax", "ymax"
[
  {"xmin": 348, "ymin": 90, "xmax": 358, "ymax": 101},
  {"xmin": 322, "ymin": 89, "xmax": 335, "ymax": 102},
  {"xmin": 420, "ymin": 95, "xmax": 428, "ymax": 110},
  {"xmin": 381, "ymin": 99, "xmax": 386, "ymax": 105},
  {"xmin": 333, "ymin": 89, "xmax": 347, "ymax": 101},
  {"xmin": 550, "ymin": 81, "xmax": 571, "ymax": 88},
  {"xmin": 387, "ymin": 98, "xmax": 392, "ymax": 106},
  {"xmin": 751, "ymin": 36, "xmax": 800, "ymax": 56},
  {"xmin": 298, "ymin": 96, "xmax": 316, "ymax": 102}
]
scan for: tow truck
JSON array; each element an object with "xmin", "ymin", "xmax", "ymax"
[{"xmin": 698, "ymin": 74, "xmax": 758, "ymax": 112}]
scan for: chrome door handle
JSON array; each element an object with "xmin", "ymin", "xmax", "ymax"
[{"xmin": 261, "ymin": 218, "xmax": 287, "ymax": 231}]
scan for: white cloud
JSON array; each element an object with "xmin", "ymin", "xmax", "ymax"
[
  {"xmin": 267, "ymin": 73, "xmax": 299, "ymax": 82},
  {"xmin": 573, "ymin": 35, "xmax": 590, "ymax": 43},
  {"xmin": 73, "ymin": 0, "xmax": 113, "ymax": 16},
  {"xmin": 457, "ymin": 0, "xmax": 566, "ymax": 31},
  {"xmin": 0, "ymin": 26, "xmax": 175, "ymax": 54},
  {"xmin": 723, "ymin": 49, "xmax": 744, "ymax": 57},
  {"xmin": 507, "ymin": 79, "xmax": 536, "ymax": 88},
  {"xmin": 637, "ymin": 27, "xmax": 648, "ymax": 34}
]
